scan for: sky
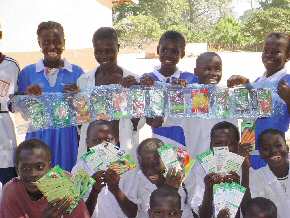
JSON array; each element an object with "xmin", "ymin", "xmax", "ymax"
[{"xmin": 231, "ymin": 0, "xmax": 260, "ymax": 17}]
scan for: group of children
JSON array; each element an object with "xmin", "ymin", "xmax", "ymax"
[{"xmin": 0, "ymin": 20, "xmax": 289, "ymax": 218}]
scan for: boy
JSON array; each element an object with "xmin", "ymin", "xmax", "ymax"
[
  {"xmin": 77, "ymin": 27, "xmax": 145, "ymax": 160},
  {"xmin": 0, "ymin": 139, "xmax": 90, "ymax": 218},
  {"xmin": 0, "ymin": 23, "xmax": 20, "ymax": 184},
  {"xmin": 242, "ymin": 129, "xmax": 290, "ymax": 218},
  {"xmin": 105, "ymin": 138, "xmax": 194, "ymax": 218},
  {"xmin": 71, "ymin": 120, "xmax": 127, "ymax": 218},
  {"xmin": 244, "ymin": 197, "xmax": 277, "ymax": 218},
  {"xmin": 148, "ymin": 186, "xmax": 183, "ymax": 218},
  {"xmin": 191, "ymin": 121, "xmax": 245, "ymax": 218}
]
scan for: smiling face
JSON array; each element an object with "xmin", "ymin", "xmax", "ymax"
[
  {"xmin": 17, "ymin": 148, "xmax": 50, "ymax": 197},
  {"xmin": 195, "ymin": 55, "xmax": 222, "ymax": 84},
  {"xmin": 262, "ymin": 36, "xmax": 289, "ymax": 76},
  {"xmin": 210, "ymin": 128, "xmax": 239, "ymax": 153},
  {"xmin": 93, "ymin": 39, "xmax": 119, "ymax": 66},
  {"xmin": 157, "ymin": 39, "xmax": 185, "ymax": 77},
  {"xmin": 38, "ymin": 28, "xmax": 65, "ymax": 64},
  {"xmin": 259, "ymin": 132, "xmax": 289, "ymax": 169}
]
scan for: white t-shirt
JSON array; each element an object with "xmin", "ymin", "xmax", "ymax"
[
  {"xmin": 249, "ymin": 164, "xmax": 290, "ymax": 218},
  {"xmin": 0, "ymin": 56, "xmax": 19, "ymax": 168},
  {"xmin": 119, "ymin": 168, "xmax": 194, "ymax": 218}
]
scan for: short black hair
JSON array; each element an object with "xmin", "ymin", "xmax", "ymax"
[
  {"xmin": 137, "ymin": 138, "xmax": 164, "ymax": 156},
  {"xmin": 92, "ymin": 27, "xmax": 118, "ymax": 46},
  {"xmin": 210, "ymin": 121, "xmax": 240, "ymax": 142},
  {"xmin": 15, "ymin": 139, "xmax": 51, "ymax": 167},
  {"xmin": 150, "ymin": 186, "xmax": 181, "ymax": 209},
  {"xmin": 245, "ymin": 197, "xmax": 277, "ymax": 218},
  {"xmin": 266, "ymin": 32, "xmax": 290, "ymax": 55},
  {"xmin": 258, "ymin": 128, "xmax": 286, "ymax": 148},
  {"xmin": 158, "ymin": 30, "xmax": 186, "ymax": 50},
  {"xmin": 86, "ymin": 120, "xmax": 112, "ymax": 138},
  {"xmin": 196, "ymin": 52, "xmax": 222, "ymax": 67},
  {"xmin": 37, "ymin": 21, "xmax": 64, "ymax": 38}
]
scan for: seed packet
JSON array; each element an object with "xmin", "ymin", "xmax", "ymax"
[
  {"xmin": 197, "ymin": 149, "xmax": 216, "ymax": 174},
  {"xmin": 147, "ymin": 88, "xmax": 165, "ymax": 117},
  {"xmin": 90, "ymin": 86, "xmax": 111, "ymax": 120},
  {"xmin": 213, "ymin": 183, "xmax": 227, "ymax": 216},
  {"xmin": 111, "ymin": 88, "xmax": 129, "ymax": 120},
  {"xmin": 191, "ymin": 88, "xmax": 209, "ymax": 114},
  {"xmin": 51, "ymin": 97, "xmax": 72, "ymax": 127},
  {"xmin": 168, "ymin": 88, "xmax": 186, "ymax": 116},
  {"xmin": 110, "ymin": 154, "xmax": 137, "ymax": 175},
  {"xmin": 129, "ymin": 88, "xmax": 146, "ymax": 118},
  {"xmin": 257, "ymin": 88, "xmax": 272, "ymax": 117},
  {"xmin": 213, "ymin": 147, "xmax": 229, "ymax": 174},
  {"xmin": 158, "ymin": 144, "xmax": 182, "ymax": 174},
  {"xmin": 231, "ymin": 87, "xmax": 250, "ymax": 117},
  {"xmin": 70, "ymin": 93, "xmax": 91, "ymax": 124},
  {"xmin": 224, "ymin": 152, "xmax": 245, "ymax": 174},
  {"xmin": 176, "ymin": 147, "xmax": 195, "ymax": 178},
  {"xmin": 227, "ymin": 183, "xmax": 246, "ymax": 218},
  {"xmin": 212, "ymin": 88, "xmax": 230, "ymax": 118},
  {"xmin": 241, "ymin": 120, "xmax": 256, "ymax": 151},
  {"xmin": 72, "ymin": 169, "xmax": 95, "ymax": 199}
]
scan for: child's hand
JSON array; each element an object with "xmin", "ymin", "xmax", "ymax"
[
  {"xmin": 146, "ymin": 117, "xmax": 164, "ymax": 128},
  {"xmin": 121, "ymin": 75, "xmax": 138, "ymax": 88},
  {"xmin": 63, "ymin": 84, "xmax": 80, "ymax": 94},
  {"xmin": 26, "ymin": 85, "xmax": 42, "ymax": 96},
  {"xmin": 105, "ymin": 167, "xmax": 120, "ymax": 193},
  {"xmin": 227, "ymin": 75, "xmax": 249, "ymax": 88},
  {"xmin": 43, "ymin": 198, "xmax": 71, "ymax": 218},
  {"xmin": 204, "ymin": 173, "xmax": 223, "ymax": 191},
  {"xmin": 217, "ymin": 208, "xmax": 231, "ymax": 218},
  {"xmin": 165, "ymin": 168, "xmax": 184, "ymax": 189},
  {"xmin": 224, "ymin": 171, "xmax": 240, "ymax": 183},
  {"xmin": 140, "ymin": 75, "xmax": 155, "ymax": 86},
  {"xmin": 92, "ymin": 170, "xmax": 106, "ymax": 194},
  {"xmin": 278, "ymin": 80, "xmax": 290, "ymax": 105}
]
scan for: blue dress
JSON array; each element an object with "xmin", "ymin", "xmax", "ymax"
[{"xmin": 17, "ymin": 60, "xmax": 84, "ymax": 171}]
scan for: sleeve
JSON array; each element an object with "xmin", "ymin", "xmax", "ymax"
[
  {"xmin": 17, "ymin": 66, "xmax": 31, "ymax": 94},
  {"xmin": 66, "ymin": 200, "xmax": 90, "ymax": 218},
  {"xmin": 119, "ymin": 170, "xmax": 140, "ymax": 205},
  {"xmin": 249, "ymin": 168, "xmax": 266, "ymax": 198},
  {"xmin": 8, "ymin": 62, "xmax": 20, "ymax": 95},
  {"xmin": 77, "ymin": 123, "xmax": 89, "ymax": 160}
]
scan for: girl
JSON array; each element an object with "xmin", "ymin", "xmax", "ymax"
[{"xmin": 17, "ymin": 21, "xmax": 84, "ymax": 171}]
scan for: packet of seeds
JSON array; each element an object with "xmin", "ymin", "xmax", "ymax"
[
  {"xmin": 191, "ymin": 88, "xmax": 209, "ymax": 114},
  {"xmin": 111, "ymin": 86, "xmax": 129, "ymax": 120},
  {"xmin": 197, "ymin": 149, "xmax": 216, "ymax": 174},
  {"xmin": 257, "ymin": 88, "xmax": 272, "ymax": 117},
  {"xmin": 168, "ymin": 88, "xmax": 186, "ymax": 116},
  {"xmin": 241, "ymin": 120, "xmax": 256, "ymax": 151},
  {"xmin": 158, "ymin": 144, "xmax": 182, "ymax": 174},
  {"xmin": 129, "ymin": 87, "xmax": 146, "ymax": 118}
]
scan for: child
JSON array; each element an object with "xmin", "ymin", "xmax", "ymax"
[
  {"xmin": 71, "ymin": 120, "xmax": 126, "ymax": 218},
  {"xmin": 140, "ymin": 30, "xmax": 197, "ymax": 147},
  {"xmin": 77, "ymin": 27, "xmax": 143, "ymax": 160},
  {"xmin": 227, "ymin": 32, "xmax": 290, "ymax": 168},
  {"xmin": 242, "ymin": 129, "xmax": 290, "ymax": 218},
  {"xmin": 148, "ymin": 186, "xmax": 183, "ymax": 218},
  {"xmin": 244, "ymin": 197, "xmax": 277, "ymax": 218},
  {"xmin": 0, "ymin": 139, "xmax": 90, "ymax": 218},
  {"xmin": 17, "ymin": 21, "xmax": 84, "ymax": 171},
  {"xmin": 105, "ymin": 138, "xmax": 194, "ymax": 218},
  {"xmin": 191, "ymin": 121, "xmax": 245, "ymax": 218},
  {"xmin": 0, "ymin": 25, "xmax": 19, "ymax": 184}
]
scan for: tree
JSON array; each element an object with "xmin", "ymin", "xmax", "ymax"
[{"xmin": 258, "ymin": 0, "xmax": 289, "ymax": 9}]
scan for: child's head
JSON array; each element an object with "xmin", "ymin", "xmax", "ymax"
[
  {"xmin": 92, "ymin": 27, "xmax": 119, "ymax": 65},
  {"xmin": 210, "ymin": 121, "xmax": 240, "ymax": 153},
  {"xmin": 86, "ymin": 120, "xmax": 116, "ymax": 149},
  {"xmin": 157, "ymin": 31, "xmax": 186, "ymax": 75},
  {"xmin": 194, "ymin": 52, "xmax": 222, "ymax": 84},
  {"xmin": 244, "ymin": 197, "xmax": 277, "ymax": 218},
  {"xmin": 15, "ymin": 139, "xmax": 51, "ymax": 196},
  {"xmin": 258, "ymin": 129, "xmax": 289, "ymax": 168},
  {"xmin": 37, "ymin": 21, "xmax": 65, "ymax": 63},
  {"xmin": 148, "ymin": 186, "xmax": 182, "ymax": 218},
  {"xmin": 137, "ymin": 138, "xmax": 165, "ymax": 185},
  {"xmin": 262, "ymin": 32, "xmax": 290, "ymax": 75}
]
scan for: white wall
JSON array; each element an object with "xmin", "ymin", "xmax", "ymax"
[{"xmin": 0, "ymin": 0, "xmax": 112, "ymax": 52}]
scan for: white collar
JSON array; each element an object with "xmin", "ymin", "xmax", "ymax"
[
  {"xmin": 263, "ymin": 163, "xmax": 290, "ymax": 185},
  {"xmin": 152, "ymin": 68, "xmax": 181, "ymax": 82},
  {"xmin": 35, "ymin": 59, "xmax": 73, "ymax": 73},
  {"xmin": 257, "ymin": 68, "xmax": 287, "ymax": 82}
]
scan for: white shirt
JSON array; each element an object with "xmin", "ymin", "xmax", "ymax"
[
  {"xmin": 72, "ymin": 159, "xmax": 127, "ymax": 218},
  {"xmin": 0, "ymin": 56, "xmax": 19, "ymax": 168},
  {"xmin": 119, "ymin": 168, "xmax": 194, "ymax": 218},
  {"xmin": 77, "ymin": 66, "xmax": 148, "ymax": 161},
  {"xmin": 0, "ymin": 182, "xmax": 2, "ymax": 200},
  {"xmin": 249, "ymin": 164, "xmax": 290, "ymax": 218}
]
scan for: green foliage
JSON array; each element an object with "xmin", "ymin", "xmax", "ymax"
[
  {"xmin": 242, "ymin": 8, "xmax": 290, "ymax": 47},
  {"xmin": 114, "ymin": 15, "xmax": 162, "ymax": 48},
  {"xmin": 209, "ymin": 16, "xmax": 246, "ymax": 50},
  {"xmin": 258, "ymin": 0, "xmax": 289, "ymax": 9}
]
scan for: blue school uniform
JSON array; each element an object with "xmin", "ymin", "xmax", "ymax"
[
  {"xmin": 17, "ymin": 59, "xmax": 84, "ymax": 171},
  {"xmin": 250, "ymin": 68, "xmax": 290, "ymax": 169},
  {"xmin": 142, "ymin": 69, "xmax": 198, "ymax": 146}
]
